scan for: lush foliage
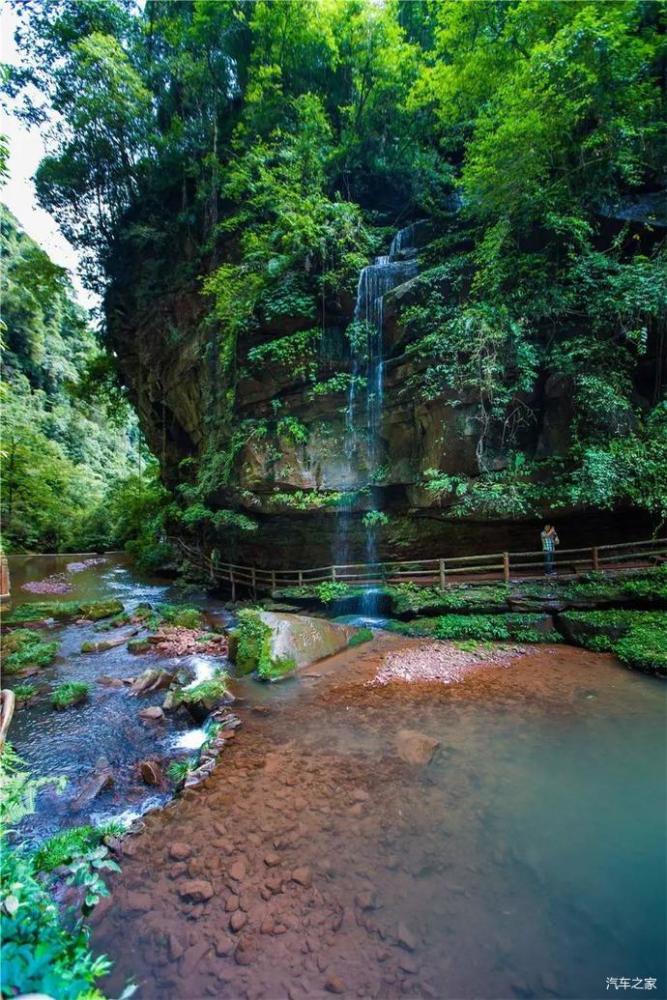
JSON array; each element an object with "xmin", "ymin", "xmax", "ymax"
[
  {"xmin": 50, "ymin": 681, "xmax": 90, "ymax": 709},
  {"xmin": 0, "ymin": 747, "xmax": 122, "ymax": 999},
  {"xmin": 558, "ymin": 609, "xmax": 667, "ymax": 674},
  {"xmin": 2, "ymin": 629, "xmax": 59, "ymax": 675},
  {"xmin": 6, "ymin": 0, "xmax": 666, "ymax": 528}
]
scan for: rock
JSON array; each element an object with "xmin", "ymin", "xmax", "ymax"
[
  {"xmin": 325, "ymin": 973, "xmax": 347, "ymax": 994},
  {"xmin": 131, "ymin": 667, "xmax": 174, "ymax": 694},
  {"xmin": 230, "ymin": 910, "xmax": 248, "ymax": 932},
  {"xmin": 139, "ymin": 705, "xmax": 165, "ymax": 721},
  {"xmin": 264, "ymin": 851, "xmax": 281, "ymax": 867},
  {"xmin": 71, "ymin": 765, "xmax": 114, "ymax": 810},
  {"xmin": 168, "ymin": 932, "xmax": 185, "ymax": 960},
  {"xmin": 214, "ymin": 934, "xmax": 234, "ymax": 957},
  {"xmin": 260, "ymin": 916, "xmax": 275, "ymax": 934},
  {"xmin": 178, "ymin": 879, "xmax": 214, "ymax": 902},
  {"xmin": 225, "ymin": 894, "xmax": 240, "ymax": 912},
  {"xmin": 125, "ymin": 891, "xmax": 153, "ymax": 912},
  {"xmin": 169, "ymin": 842, "xmax": 192, "ymax": 861},
  {"xmin": 265, "ymin": 875, "xmax": 284, "ymax": 895},
  {"xmin": 396, "ymin": 922, "xmax": 417, "ymax": 952},
  {"xmin": 234, "ymin": 937, "xmax": 255, "ymax": 966},
  {"xmin": 350, "ymin": 788, "xmax": 369, "ymax": 803},
  {"xmin": 349, "ymin": 802, "xmax": 364, "ymax": 817},
  {"xmin": 229, "ymin": 858, "xmax": 247, "ymax": 882},
  {"xmin": 97, "ymin": 675, "xmax": 125, "ymax": 687},
  {"xmin": 291, "ymin": 866, "xmax": 313, "ymax": 887},
  {"xmin": 396, "ymin": 729, "xmax": 440, "ymax": 767},
  {"xmin": 139, "ymin": 759, "xmax": 162, "ymax": 785},
  {"xmin": 398, "ymin": 954, "xmax": 418, "ymax": 975},
  {"xmin": 355, "ymin": 889, "xmax": 378, "ymax": 911}
]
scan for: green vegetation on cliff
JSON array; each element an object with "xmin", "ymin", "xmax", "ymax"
[{"xmin": 6, "ymin": 0, "xmax": 666, "ymax": 548}]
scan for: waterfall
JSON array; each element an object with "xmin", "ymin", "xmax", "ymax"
[{"xmin": 336, "ymin": 224, "xmax": 419, "ymax": 607}]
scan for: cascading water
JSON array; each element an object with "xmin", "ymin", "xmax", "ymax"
[{"xmin": 336, "ymin": 224, "xmax": 419, "ymax": 611}]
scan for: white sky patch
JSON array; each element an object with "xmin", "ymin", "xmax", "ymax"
[{"xmin": 0, "ymin": 1, "xmax": 98, "ymax": 311}]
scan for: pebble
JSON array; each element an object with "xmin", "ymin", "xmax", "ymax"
[
  {"xmin": 264, "ymin": 851, "xmax": 281, "ymax": 867},
  {"xmin": 325, "ymin": 973, "xmax": 346, "ymax": 994},
  {"xmin": 291, "ymin": 866, "xmax": 313, "ymax": 887},
  {"xmin": 225, "ymin": 894, "xmax": 240, "ymax": 912},
  {"xmin": 396, "ymin": 922, "xmax": 417, "ymax": 952},
  {"xmin": 230, "ymin": 910, "xmax": 248, "ymax": 932},
  {"xmin": 229, "ymin": 858, "xmax": 247, "ymax": 881},
  {"xmin": 169, "ymin": 842, "xmax": 192, "ymax": 861},
  {"xmin": 178, "ymin": 879, "xmax": 214, "ymax": 902}
]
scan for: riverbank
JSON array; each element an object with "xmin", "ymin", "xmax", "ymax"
[{"xmin": 92, "ymin": 635, "xmax": 666, "ymax": 999}]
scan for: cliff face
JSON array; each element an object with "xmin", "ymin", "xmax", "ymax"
[{"xmin": 106, "ymin": 226, "xmax": 607, "ymax": 569}]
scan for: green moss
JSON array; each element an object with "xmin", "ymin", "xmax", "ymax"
[
  {"xmin": 316, "ymin": 581, "xmax": 354, "ymax": 604},
  {"xmin": 256, "ymin": 655, "xmax": 297, "ymax": 681},
  {"xmin": 3, "ymin": 630, "xmax": 59, "ymax": 674},
  {"xmin": 386, "ymin": 582, "xmax": 511, "ymax": 616},
  {"xmin": 384, "ymin": 613, "xmax": 556, "ymax": 643},
  {"xmin": 51, "ymin": 682, "xmax": 90, "ymax": 710},
  {"xmin": 155, "ymin": 603, "xmax": 203, "ymax": 629},
  {"xmin": 6, "ymin": 599, "xmax": 123, "ymax": 624},
  {"xmin": 33, "ymin": 825, "xmax": 98, "ymax": 874},
  {"xmin": 557, "ymin": 609, "xmax": 667, "ymax": 675},
  {"xmin": 14, "ymin": 683, "xmax": 37, "ymax": 701},
  {"xmin": 172, "ymin": 670, "xmax": 229, "ymax": 710},
  {"xmin": 231, "ymin": 609, "xmax": 273, "ymax": 675},
  {"xmin": 127, "ymin": 637, "xmax": 152, "ymax": 654},
  {"xmin": 348, "ymin": 627, "xmax": 374, "ymax": 647}
]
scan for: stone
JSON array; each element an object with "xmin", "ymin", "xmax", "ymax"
[
  {"xmin": 230, "ymin": 910, "xmax": 248, "ymax": 932},
  {"xmin": 234, "ymin": 938, "xmax": 255, "ymax": 966},
  {"xmin": 398, "ymin": 954, "xmax": 418, "ymax": 975},
  {"xmin": 169, "ymin": 842, "xmax": 192, "ymax": 861},
  {"xmin": 139, "ymin": 706, "xmax": 165, "ymax": 721},
  {"xmin": 178, "ymin": 879, "xmax": 214, "ymax": 903},
  {"xmin": 225, "ymin": 894, "xmax": 240, "ymax": 912},
  {"xmin": 71, "ymin": 765, "xmax": 114, "ymax": 810},
  {"xmin": 139, "ymin": 759, "xmax": 162, "ymax": 785},
  {"xmin": 264, "ymin": 851, "xmax": 281, "ymax": 867},
  {"xmin": 325, "ymin": 973, "xmax": 347, "ymax": 994},
  {"xmin": 355, "ymin": 890, "xmax": 378, "ymax": 911},
  {"xmin": 396, "ymin": 729, "xmax": 440, "ymax": 767},
  {"xmin": 396, "ymin": 922, "xmax": 417, "ymax": 952},
  {"xmin": 125, "ymin": 891, "xmax": 153, "ymax": 912},
  {"xmin": 131, "ymin": 668, "xmax": 174, "ymax": 694},
  {"xmin": 291, "ymin": 866, "xmax": 313, "ymax": 887},
  {"xmin": 168, "ymin": 932, "xmax": 185, "ymax": 960},
  {"xmin": 350, "ymin": 788, "xmax": 369, "ymax": 803},
  {"xmin": 214, "ymin": 935, "xmax": 234, "ymax": 957},
  {"xmin": 229, "ymin": 858, "xmax": 247, "ymax": 882},
  {"xmin": 265, "ymin": 875, "xmax": 284, "ymax": 894},
  {"xmin": 260, "ymin": 916, "xmax": 275, "ymax": 935}
]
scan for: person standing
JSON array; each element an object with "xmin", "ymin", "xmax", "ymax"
[{"xmin": 541, "ymin": 524, "xmax": 559, "ymax": 575}]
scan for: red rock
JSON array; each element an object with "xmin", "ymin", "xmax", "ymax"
[
  {"xmin": 265, "ymin": 875, "xmax": 284, "ymax": 894},
  {"xmin": 395, "ymin": 729, "xmax": 440, "ymax": 767},
  {"xmin": 139, "ymin": 706, "xmax": 165, "ymax": 720},
  {"xmin": 396, "ymin": 922, "xmax": 417, "ymax": 952},
  {"xmin": 225, "ymin": 894, "xmax": 240, "ymax": 912},
  {"xmin": 229, "ymin": 858, "xmax": 247, "ymax": 881},
  {"xmin": 214, "ymin": 935, "xmax": 234, "ymax": 957},
  {"xmin": 264, "ymin": 851, "xmax": 281, "ymax": 867},
  {"xmin": 234, "ymin": 938, "xmax": 254, "ymax": 966},
  {"xmin": 230, "ymin": 910, "xmax": 247, "ymax": 932},
  {"xmin": 350, "ymin": 788, "xmax": 369, "ymax": 803},
  {"xmin": 260, "ymin": 916, "xmax": 275, "ymax": 935},
  {"xmin": 398, "ymin": 954, "xmax": 419, "ymax": 974},
  {"xmin": 355, "ymin": 889, "xmax": 377, "ymax": 911},
  {"xmin": 291, "ymin": 866, "xmax": 313, "ymax": 887},
  {"xmin": 178, "ymin": 879, "xmax": 214, "ymax": 902},
  {"xmin": 168, "ymin": 932, "xmax": 185, "ymax": 960},
  {"xmin": 140, "ymin": 759, "xmax": 162, "ymax": 785},
  {"xmin": 169, "ymin": 862, "xmax": 187, "ymax": 879},
  {"xmin": 349, "ymin": 802, "xmax": 364, "ymax": 817},
  {"xmin": 125, "ymin": 891, "xmax": 153, "ymax": 912},
  {"xmin": 325, "ymin": 973, "xmax": 346, "ymax": 994},
  {"xmin": 169, "ymin": 842, "xmax": 192, "ymax": 861}
]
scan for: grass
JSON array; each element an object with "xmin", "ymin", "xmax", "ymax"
[
  {"xmin": 172, "ymin": 671, "xmax": 229, "ymax": 709},
  {"xmin": 2, "ymin": 629, "xmax": 59, "ymax": 674},
  {"xmin": 33, "ymin": 825, "xmax": 99, "ymax": 874},
  {"xmin": 156, "ymin": 603, "xmax": 203, "ymax": 629},
  {"xmin": 50, "ymin": 682, "xmax": 90, "ymax": 710},
  {"xmin": 13, "ymin": 683, "xmax": 38, "ymax": 701},
  {"xmin": 385, "ymin": 613, "xmax": 558, "ymax": 643},
  {"xmin": 257, "ymin": 655, "xmax": 297, "ymax": 681},
  {"xmin": 6, "ymin": 598, "xmax": 123, "ymax": 624},
  {"xmin": 166, "ymin": 759, "xmax": 193, "ymax": 784}
]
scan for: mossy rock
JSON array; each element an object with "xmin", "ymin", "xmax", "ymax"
[
  {"xmin": 51, "ymin": 682, "xmax": 90, "ymax": 710},
  {"xmin": 170, "ymin": 672, "xmax": 230, "ymax": 721},
  {"xmin": 556, "ymin": 609, "xmax": 667, "ymax": 676},
  {"xmin": 230, "ymin": 609, "xmax": 351, "ymax": 679},
  {"xmin": 2, "ymin": 629, "xmax": 59, "ymax": 674},
  {"xmin": 383, "ymin": 613, "xmax": 558, "ymax": 643},
  {"xmin": 155, "ymin": 604, "xmax": 203, "ymax": 629},
  {"xmin": 6, "ymin": 598, "xmax": 123, "ymax": 624},
  {"xmin": 127, "ymin": 637, "xmax": 152, "ymax": 655}
]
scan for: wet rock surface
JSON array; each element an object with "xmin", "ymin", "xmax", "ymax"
[{"xmin": 91, "ymin": 638, "xmax": 665, "ymax": 999}]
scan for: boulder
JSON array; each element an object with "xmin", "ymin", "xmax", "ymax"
[
  {"xmin": 131, "ymin": 668, "xmax": 174, "ymax": 694},
  {"xmin": 396, "ymin": 729, "xmax": 440, "ymax": 767},
  {"xmin": 178, "ymin": 879, "xmax": 214, "ymax": 902},
  {"xmin": 139, "ymin": 759, "xmax": 163, "ymax": 785},
  {"xmin": 72, "ymin": 762, "xmax": 114, "ymax": 810},
  {"xmin": 139, "ymin": 705, "xmax": 165, "ymax": 721}
]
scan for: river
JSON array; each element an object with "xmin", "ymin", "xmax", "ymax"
[{"xmin": 4, "ymin": 556, "xmax": 666, "ymax": 999}]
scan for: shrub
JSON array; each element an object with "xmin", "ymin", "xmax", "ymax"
[
  {"xmin": 13, "ymin": 684, "xmax": 37, "ymax": 701},
  {"xmin": 315, "ymin": 581, "xmax": 353, "ymax": 604},
  {"xmin": 6, "ymin": 599, "xmax": 123, "ymax": 624},
  {"xmin": 156, "ymin": 604, "xmax": 203, "ymax": 630},
  {"xmin": 172, "ymin": 671, "xmax": 229, "ymax": 710},
  {"xmin": 33, "ymin": 825, "xmax": 98, "ymax": 874},
  {"xmin": 232, "ymin": 609, "xmax": 273, "ymax": 674},
  {"xmin": 558, "ymin": 610, "xmax": 667, "ymax": 675},
  {"xmin": 256, "ymin": 655, "xmax": 297, "ymax": 681},
  {"xmin": 51, "ymin": 682, "xmax": 90, "ymax": 710}
]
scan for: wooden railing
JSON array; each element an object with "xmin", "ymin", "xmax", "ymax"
[{"xmin": 171, "ymin": 536, "xmax": 667, "ymax": 597}]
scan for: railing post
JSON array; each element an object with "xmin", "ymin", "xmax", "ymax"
[
  {"xmin": 439, "ymin": 558, "xmax": 446, "ymax": 591},
  {"xmin": 332, "ymin": 566, "xmax": 336, "ymax": 581},
  {"xmin": 592, "ymin": 546, "xmax": 599, "ymax": 571},
  {"xmin": 231, "ymin": 567, "xmax": 236, "ymax": 603},
  {"xmin": 298, "ymin": 570, "xmax": 303, "ymax": 586},
  {"xmin": 271, "ymin": 569, "xmax": 276, "ymax": 591},
  {"xmin": 503, "ymin": 552, "xmax": 510, "ymax": 583}
]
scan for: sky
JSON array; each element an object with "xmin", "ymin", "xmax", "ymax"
[{"xmin": 0, "ymin": 0, "xmax": 97, "ymax": 311}]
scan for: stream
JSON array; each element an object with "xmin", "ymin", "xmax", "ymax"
[{"xmin": 4, "ymin": 556, "xmax": 666, "ymax": 999}]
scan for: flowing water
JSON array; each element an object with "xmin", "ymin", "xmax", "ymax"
[
  {"xmin": 4, "ymin": 554, "xmax": 232, "ymax": 844},
  {"xmin": 337, "ymin": 226, "xmax": 419, "ymax": 609}
]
